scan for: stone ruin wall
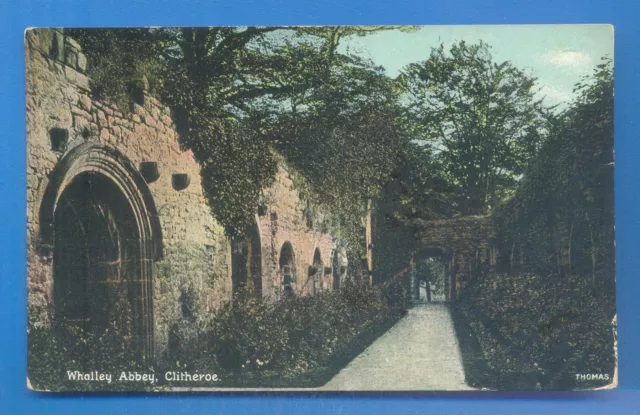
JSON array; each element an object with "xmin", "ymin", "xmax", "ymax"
[
  {"xmin": 412, "ymin": 215, "xmax": 496, "ymax": 294},
  {"xmin": 414, "ymin": 216, "xmax": 496, "ymax": 268},
  {"xmin": 26, "ymin": 29, "xmax": 339, "ymax": 357},
  {"xmin": 25, "ymin": 29, "xmax": 232, "ymax": 356},
  {"xmin": 257, "ymin": 163, "xmax": 337, "ymax": 300},
  {"xmin": 372, "ymin": 213, "xmax": 496, "ymax": 300}
]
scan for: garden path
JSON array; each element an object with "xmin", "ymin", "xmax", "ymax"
[{"xmin": 321, "ymin": 303, "xmax": 473, "ymax": 391}]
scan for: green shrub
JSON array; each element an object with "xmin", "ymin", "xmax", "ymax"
[
  {"xmin": 167, "ymin": 279, "xmax": 405, "ymax": 387},
  {"xmin": 457, "ymin": 270, "xmax": 615, "ymax": 390},
  {"xmin": 27, "ymin": 321, "xmax": 147, "ymax": 392},
  {"xmin": 28, "ymin": 281, "xmax": 405, "ymax": 390}
]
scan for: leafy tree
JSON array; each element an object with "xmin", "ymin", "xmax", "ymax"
[
  {"xmin": 70, "ymin": 27, "xmax": 285, "ymax": 236},
  {"xmin": 378, "ymin": 140, "xmax": 456, "ymax": 222},
  {"xmin": 68, "ymin": 29, "xmax": 168, "ymax": 109},
  {"xmin": 401, "ymin": 41, "xmax": 551, "ymax": 215}
]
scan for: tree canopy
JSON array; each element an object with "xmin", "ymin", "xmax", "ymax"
[
  {"xmin": 456, "ymin": 60, "xmax": 615, "ymax": 390},
  {"xmin": 67, "ymin": 29, "xmax": 611, "ymax": 268},
  {"xmin": 494, "ymin": 58, "xmax": 614, "ymax": 285},
  {"xmin": 69, "ymin": 27, "xmax": 409, "ymax": 252},
  {"xmin": 400, "ymin": 41, "xmax": 551, "ymax": 216}
]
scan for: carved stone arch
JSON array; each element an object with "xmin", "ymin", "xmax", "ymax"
[{"xmin": 38, "ymin": 142, "xmax": 162, "ymax": 362}]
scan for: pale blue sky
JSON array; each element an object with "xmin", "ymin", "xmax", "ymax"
[{"xmin": 337, "ymin": 25, "xmax": 614, "ymax": 109}]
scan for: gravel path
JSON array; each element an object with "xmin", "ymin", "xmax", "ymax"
[{"xmin": 321, "ymin": 303, "xmax": 473, "ymax": 391}]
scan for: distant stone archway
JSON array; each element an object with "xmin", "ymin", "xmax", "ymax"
[
  {"xmin": 231, "ymin": 220, "xmax": 262, "ymax": 300},
  {"xmin": 279, "ymin": 241, "xmax": 296, "ymax": 297},
  {"xmin": 39, "ymin": 143, "xmax": 162, "ymax": 362},
  {"xmin": 412, "ymin": 216, "xmax": 494, "ymax": 298}
]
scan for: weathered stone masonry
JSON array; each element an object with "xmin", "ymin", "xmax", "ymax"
[
  {"xmin": 26, "ymin": 29, "xmax": 341, "ymax": 361},
  {"xmin": 411, "ymin": 215, "xmax": 495, "ymax": 298},
  {"xmin": 256, "ymin": 162, "xmax": 339, "ymax": 299}
]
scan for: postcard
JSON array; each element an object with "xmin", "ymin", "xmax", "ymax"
[{"xmin": 25, "ymin": 25, "xmax": 615, "ymax": 392}]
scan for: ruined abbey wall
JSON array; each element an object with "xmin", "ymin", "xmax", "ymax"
[
  {"xmin": 26, "ymin": 29, "xmax": 340, "ymax": 358},
  {"xmin": 256, "ymin": 163, "xmax": 337, "ymax": 299},
  {"xmin": 26, "ymin": 29, "xmax": 233, "ymax": 356},
  {"xmin": 372, "ymin": 213, "xmax": 495, "ymax": 300}
]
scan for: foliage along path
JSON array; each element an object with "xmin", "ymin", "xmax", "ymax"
[{"xmin": 321, "ymin": 303, "xmax": 473, "ymax": 391}]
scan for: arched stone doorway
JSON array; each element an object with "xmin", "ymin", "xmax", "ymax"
[
  {"xmin": 40, "ymin": 143, "xmax": 162, "ymax": 362},
  {"xmin": 54, "ymin": 172, "xmax": 139, "ymax": 338},
  {"xmin": 309, "ymin": 248, "xmax": 323, "ymax": 295},
  {"xmin": 231, "ymin": 221, "xmax": 262, "ymax": 300},
  {"xmin": 279, "ymin": 242, "xmax": 296, "ymax": 297}
]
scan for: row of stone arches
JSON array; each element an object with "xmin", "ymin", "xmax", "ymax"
[
  {"xmin": 278, "ymin": 244, "xmax": 349, "ymax": 297},
  {"xmin": 232, "ymin": 230, "xmax": 345, "ymax": 299}
]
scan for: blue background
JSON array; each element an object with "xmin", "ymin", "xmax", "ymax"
[{"xmin": 1, "ymin": 0, "xmax": 638, "ymax": 413}]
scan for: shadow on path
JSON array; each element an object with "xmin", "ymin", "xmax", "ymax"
[
  {"xmin": 449, "ymin": 303, "xmax": 495, "ymax": 389},
  {"xmin": 322, "ymin": 303, "xmax": 474, "ymax": 391}
]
